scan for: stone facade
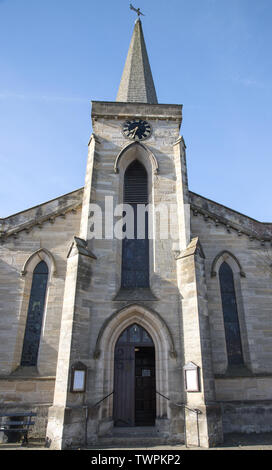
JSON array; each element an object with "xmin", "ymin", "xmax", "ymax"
[
  {"xmin": 46, "ymin": 101, "xmax": 191, "ymax": 448},
  {"xmin": 1, "ymin": 18, "xmax": 272, "ymax": 449},
  {"xmin": 1, "ymin": 151, "xmax": 272, "ymax": 445}
]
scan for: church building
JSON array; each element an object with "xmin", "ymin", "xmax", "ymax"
[{"xmin": 0, "ymin": 17, "xmax": 272, "ymax": 449}]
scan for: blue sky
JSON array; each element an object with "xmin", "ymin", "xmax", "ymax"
[{"xmin": 0, "ymin": 0, "xmax": 271, "ymax": 221}]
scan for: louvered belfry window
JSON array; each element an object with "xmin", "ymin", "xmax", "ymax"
[
  {"xmin": 121, "ymin": 160, "xmax": 149, "ymax": 288},
  {"xmin": 21, "ymin": 261, "xmax": 48, "ymax": 366},
  {"xmin": 219, "ymin": 261, "xmax": 244, "ymax": 366}
]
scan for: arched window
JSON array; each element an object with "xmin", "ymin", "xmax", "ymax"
[
  {"xmin": 121, "ymin": 160, "xmax": 149, "ymax": 288},
  {"xmin": 219, "ymin": 261, "xmax": 244, "ymax": 366},
  {"xmin": 21, "ymin": 261, "xmax": 49, "ymax": 367},
  {"xmin": 117, "ymin": 324, "xmax": 153, "ymax": 345}
]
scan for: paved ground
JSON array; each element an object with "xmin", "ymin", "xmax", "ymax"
[{"xmin": 0, "ymin": 433, "xmax": 272, "ymax": 451}]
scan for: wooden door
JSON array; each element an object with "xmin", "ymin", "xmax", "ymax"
[
  {"xmin": 113, "ymin": 344, "xmax": 135, "ymax": 427},
  {"xmin": 113, "ymin": 324, "xmax": 156, "ymax": 427},
  {"xmin": 135, "ymin": 348, "xmax": 156, "ymax": 426}
]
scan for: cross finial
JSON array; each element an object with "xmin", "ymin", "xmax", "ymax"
[{"xmin": 130, "ymin": 4, "xmax": 145, "ymax": 17}]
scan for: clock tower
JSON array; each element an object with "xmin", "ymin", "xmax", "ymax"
[{"xmin": 46, "ymin": 17, "xmax": 223, "ymax": 449}]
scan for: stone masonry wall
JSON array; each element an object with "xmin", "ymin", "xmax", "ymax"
[
  {"xmin": 0, "ymin": 193, "xmax": 82, "ymax": 425},
  {"xmin": 190, "ymin": 206, "xmax": 272, "ymax": 377},
  {"xmin": 190, "ymin": 202, "xmax": 272, "ymax": 433}
]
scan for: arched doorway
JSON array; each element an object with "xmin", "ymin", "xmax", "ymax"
[
  {"xmin": 95, "ymin": 304, "xmax": 175, "ymax": 427},
  {"xmin": 113, "ymin": 323, "xmax": 156, "ymax": 427}
]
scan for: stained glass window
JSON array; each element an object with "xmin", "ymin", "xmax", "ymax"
[
  {"xmin": 219, "ymin": 262, "xmax": 244, "ymax": 366},
  {"xmin": 117, "ymin": 324, "xmax": 153, "ymax": 345},
  {"xmin": 20, "ymin": 261, "xmax": 48, "ymax": 367},
  {"xmin": 121, "ymin": 160, "xmax": 149, "ymax": 288},
  {"xmin": 129, "ymin": 324, "xmax": 141, "ymax": 342}
]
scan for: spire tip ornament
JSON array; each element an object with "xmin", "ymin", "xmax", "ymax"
[{"xmin": 130, "ymin": 4, "xmax": 145, "ymax": 18}]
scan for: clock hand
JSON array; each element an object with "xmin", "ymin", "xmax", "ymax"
[
  {"xmin": 132, "ymin": 126, "xmax": 139, "ymax": 138},
  {"xmin": 128, "ymin": 126, "xmax": 137, "ymax": 136}
]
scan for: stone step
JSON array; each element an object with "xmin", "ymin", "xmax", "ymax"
[
  {"xmin": 96, "ymin": 436, "xmax": 171, "ymax": 448},
  {"xmin": 112, "ymin": 426, "xmax": 162, "ymax": 438},
  {"xmin": 96, "ymin": 427, "xmax": 182, "ymax": 448}
]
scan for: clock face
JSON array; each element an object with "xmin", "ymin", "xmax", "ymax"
[{"xmin": 122, "ymin": 119, "xmax": 152, "ymax": 141}]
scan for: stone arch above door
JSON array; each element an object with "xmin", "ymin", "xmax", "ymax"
[
  {"xmin": 94, "ymin": 304, "xmax": 176, "ymax": 422},
  {"xmin": 94, "ymin": 304, "xmax": 176, "ymax": 359}
]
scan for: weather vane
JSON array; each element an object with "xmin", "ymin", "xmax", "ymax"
[{"xmin": 130, "ymin": 4, "xmax": 145, "ymax": 17}]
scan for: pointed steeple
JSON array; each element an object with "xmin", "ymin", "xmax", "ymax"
[{"xmin": 116, "ymin": 19, "xmax": 158, "ymax": 104}]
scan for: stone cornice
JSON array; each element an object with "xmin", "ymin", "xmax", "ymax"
[
  {"xmin": 190, "ymin": 191, "xmax": 272, "ymax": 243},
  {"xmin": 0, "ymin": 375, "xmax": 55, "ymax": 381},
  {"xmin": 91, "ymin": 101, "xmax": 182, "ymax": 123},
  {"xmin": 0, "ymin": 189, "xmax": 83, "ymax": 242}
]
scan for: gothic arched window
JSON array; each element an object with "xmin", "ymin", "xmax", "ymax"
[
  {"xmin": 121, "ymin": 160, "xmax": 149, "ymax": 288},
  {"xmin": 21, "ymin": 261, "xmax": 49, "ymax": 367},
  {"xmin": 219, "ymin": 261, "xmax": 244, "ymax": 366},
  {"xmin": 117, "ymin": 324, "xmax": 153, "ymax": 345}
]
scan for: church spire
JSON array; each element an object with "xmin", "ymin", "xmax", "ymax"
[{"xmin": 116, "ymin": 18, "xmax": 158, "ymax": 104}]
